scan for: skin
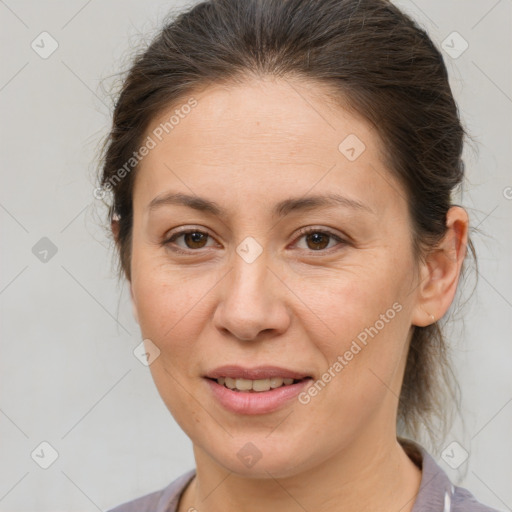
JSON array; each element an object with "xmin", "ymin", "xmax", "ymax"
[{"xmin": 119, "ymin": 76, "xmax": 469, "ymax": 512}]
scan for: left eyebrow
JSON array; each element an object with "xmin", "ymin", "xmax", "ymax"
[
  {"xmin": 273, "ymin": 193, "xmax": 375, "ymax": 217},
  {"xmin": 147, "ymin": 191, "xmax": 376, "ymax": 218}
]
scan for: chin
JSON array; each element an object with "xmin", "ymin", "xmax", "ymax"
[{"xmin": 204, "ymin": 436, "xmax": 316, "ymax": 479}]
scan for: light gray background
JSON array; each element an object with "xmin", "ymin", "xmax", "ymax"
[{"xmin": 0, "ymin": 1, "xmax": 511, "ymax": 511}]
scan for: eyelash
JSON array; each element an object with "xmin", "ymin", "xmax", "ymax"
[{"xmin": 162, "ymin": 226, "xmax": 348, "ymax": 255}]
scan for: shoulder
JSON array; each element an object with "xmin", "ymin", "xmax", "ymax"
[
  {"xmin": 451, "ymin": 485, "xmax": 501, "ymax": 512},
  {"xmin": 106, "ymin": 469, "xmax": 196, "ymax": 512},
  {"xmin": 398, "ymin": 438, "xmax": 500, "ymax": 512}
]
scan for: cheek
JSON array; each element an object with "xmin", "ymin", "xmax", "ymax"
[
  {"xmin": 131, "ymin": 265, "xmax": 209, "ymax": 426},
  {"xmin": 300, "ymin": 253, "xmax": 413, "ymax": 400},
  {"xmin": 131, "ymin": 251, "xmax": 183, "ymax": 341},
  {"xmin": 130, "ymin": 250, "xmax": 225, "ymax": 377},
  {"xmin": 133, "ymin": 278, "xmax": 204, "ymax": 363},
  {"xmin": 302, "ymin": 256, "xmax": 410, "ymax": 344}
]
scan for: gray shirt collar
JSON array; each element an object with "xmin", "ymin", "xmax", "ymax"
[
  {"xmin": 399, "ymin": 437, "xmax": 455, "ymax": 512},
  {"xmin": 156, "ymin": 438, "xmax": 456, "ymax": 512}
]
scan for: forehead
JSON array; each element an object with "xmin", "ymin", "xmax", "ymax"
[
  {"xmin": 133, "ymin": 77, "xmax": 404, "ymax": 217},
  {"xmin": 145, "ymin": 77, "xmax": 376, "ymax": 160}
]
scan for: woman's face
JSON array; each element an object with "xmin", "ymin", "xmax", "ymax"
[{"xmin": 129, "ymin": 77, "xmax": 425, "ymax": 476}]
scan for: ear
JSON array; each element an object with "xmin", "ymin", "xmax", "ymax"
[
  {"xmin": 411, "ymin": 206, "xmax": 469, "ymax": 327},
  {"xmin": 111, "ymin": 217, "xmax": 120, "ymax": 245}
]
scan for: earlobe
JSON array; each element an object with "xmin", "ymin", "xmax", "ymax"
[
  {"xmin": 411, "ymin": 206, "xmax": 469, "ymax": 327},
  {"xmin": 111, "ymin": 218, "xmax": 120, "ymax": 245}
]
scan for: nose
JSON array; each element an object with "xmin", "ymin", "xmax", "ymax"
[{"xmin": 212, "ymin": 253, "xmax": 291, "ymax": 342}]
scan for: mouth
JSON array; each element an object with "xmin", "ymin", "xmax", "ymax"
[
  {"xmin": 205, "ymin": 376, "xmax": 312, "ymax": 392},
  {"xmin": 204, "ymin": 373, "xmax": 314, "ymax": 415},
  {"xmin": 203, "ymin": 365, "xmax": 314, "ymax": 413}
]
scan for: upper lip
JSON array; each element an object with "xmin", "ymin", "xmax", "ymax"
[{"xmin": 205, "ymin": 365, "xmax": 311, "ymax": 380}]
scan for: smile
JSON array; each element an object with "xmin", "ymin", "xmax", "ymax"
[{"xmin": 213, "ymin": 376, "xmax": 306, "ymax": 392}]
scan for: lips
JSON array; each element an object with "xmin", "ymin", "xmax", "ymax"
[
  {"xmin": 204, "ymin": 374, "xmax": 313, "ymax": 414},
  {"xmin": 204, "ymin": 365, "xmax": 311, "ymax": 381},
  {"xmin": 216, "ymin": 376, "xmax": 305, "ymax": 392},
  {"xmin": 203, "ymin": 365, "xmax": 314, "ymax": 413}
]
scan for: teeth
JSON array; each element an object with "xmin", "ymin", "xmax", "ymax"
[
  {"xmin": 253, "ymin": 379, "xmax": 271, "ymax": 392},
  {"xmin": 270, "ymin": 377, "xmax": 284, "ymax": 388},
  {"xmin": 224, "ymin": 377, "xmax": 236, "ymax": 389},
  {"xmin": 216, "ymin": 376, "xmax": 299, "ymax": 392},
  {"xmin": 235, "ymin": 378, "xmax": 253, "ymax": 391}
]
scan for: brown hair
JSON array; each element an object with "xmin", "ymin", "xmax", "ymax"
[{"xmin": 98, "ymin": 0, "xmax": 476, "ymax": 448}]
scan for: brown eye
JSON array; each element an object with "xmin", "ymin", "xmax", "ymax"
[
  {"xmin": 164, "ymin": 229, "xmax": 214, "ymax": 253},
  {"xmin": 304, "ymin": 232, "xmax": 331, "ymax": 250},
  {"xmin": 182, "ymin": 231, "xmax": 209, "ymax": 249},
  {"xmin": 294, "ymin": 228, "xmax": 346, "ymax": 252}
]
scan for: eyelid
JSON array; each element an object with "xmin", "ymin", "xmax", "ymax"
[
  {"xmin": 291, "ymin": 226, "xmax": 348, "ymax": 252},
  {"xmin": 162, "ymin": 225, "xmax": 349, "ymax": 254},
  {"xmin": 162, "ymin": 226, "xmax": 217, "ymax": 254}
]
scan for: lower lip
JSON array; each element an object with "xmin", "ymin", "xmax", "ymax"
[{"xmin": 204, "ymin": 378, "xmax": 312, "ymax": 415}]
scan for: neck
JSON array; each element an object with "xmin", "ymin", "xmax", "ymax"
[{"xmin": 178, "ymin": 431, "xmax": 422, "ymax": 512}]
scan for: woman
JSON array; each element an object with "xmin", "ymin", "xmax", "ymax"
[{"xmin": 99, "ymin": 0, "xmax": 498, "ymax": 510}]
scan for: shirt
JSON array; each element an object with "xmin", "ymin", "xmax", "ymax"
[{"xmin": 107, "ymin": 438, "xmax": 500, "ymax": 512}]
